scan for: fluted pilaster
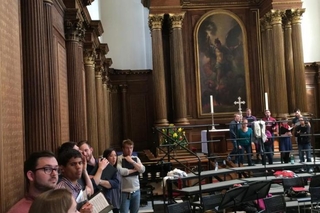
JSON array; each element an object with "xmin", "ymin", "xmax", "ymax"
[
  {"xmin": 283, "ymin": 13, "xmax": 295, "ymax": 113},
  {"xmin": 84, "ymin": 48, "xmax": 99, "ymax": 152},
  {"xmin": 270, "ymin": 10, "xmax": 288, "ymax": 118},
  {"xmin": 291, "ymin": 9, "xmax": 308, "ymax": 113},
  {"xmin": 169, "ymin": 13, "xmax": 189, "ymax": 125},
  {"xmin": 65, "ymin": 19, "xmax": 87, "ymax": 141},
  {"xmin": 149, "ymin": 14, "xmax": 169, "ymax": 126},
  {"xmin": 44, "ymin": 0, "xmax": 61, "ymax": 149},
  {"xmin": 21, "ymin": 0, "xmax": 53, "ymax": 155},
  {"xmin": 103, "ymin": 61, "xmax": 112, "ymax": 149},
  {"xmin": 260, "ymin": 18, "xmax": 270, "ymax": 111},
  {"xmin": 95, "ymin": 64, "xmax": 106, "ymax": 153}
]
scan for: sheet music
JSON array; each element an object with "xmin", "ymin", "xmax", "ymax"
[
  {"xmin": 88, "ymin": 192, "xmax": 110, "ymax": 213},
  {"xmin": 76, "ymin": 189, "xmax": 87, "ymax": 203}
]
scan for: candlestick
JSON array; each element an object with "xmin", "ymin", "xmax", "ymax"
[
  {"xmin": 210, "ymin": 95, "xmax": 214, "ymax": 113},
  {"xmin": 265, "ymin": 92, "xmax": 269, "ymax": 110}
]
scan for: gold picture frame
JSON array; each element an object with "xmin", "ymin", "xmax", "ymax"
[{"xmin": 194, "ymin": 9, "xmax": 250, "ymax": 117}]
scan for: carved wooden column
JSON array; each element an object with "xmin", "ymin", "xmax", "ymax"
[
  {"xmin": 270, "ymin": 10, "xmax": 288, "ymax": 118},
  {"xmin": 169, "ymin": 13, "xmax": 189, "ymax": 125},
  {"xmin": 262, "ymin": 15, "xmax": 276, "ymax": 113},
  {"xmin": 65, "ymin": 18, "xmax": 87, "ymax": 141},
  {"xmin": 291, "ymin": 9, "xmax": 308, "ymax": 113},
  {"xmin": 283, "ymin": 13, "xmax": 295, "ymax": 114},
  {"xmin": 44, "ymin": 0, "xmax": 60, "ymax": 149},
  {"xmin": 149, "ymin": 14, "xmax": 169, "ymax": 126},
  {"xmin": 103, "ymin": 58, "xmax": 113, "ymax": 148},
  {"xmin": 260, "ymin": 18, "xmax": 270, "ymax": 111},
  {"xmin": 95, "ymin": 45, "xmax": 108, "ymax": 153},
  {"xmin": 21, "ymin": 0, "xmax": 53, "ymax": 155},
  {"xmin": 83, "ymin": 48, "xmax": 99, "ymax": 152}
]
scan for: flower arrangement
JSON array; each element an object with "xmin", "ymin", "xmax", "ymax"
[{"xmin": 161, "ymin": 124, "xmax": 188, "ymax": 148}]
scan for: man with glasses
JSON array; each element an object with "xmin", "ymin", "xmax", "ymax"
[{"xmin": 7, "ymin": 151, "xmax": 59, "ymax": 213}]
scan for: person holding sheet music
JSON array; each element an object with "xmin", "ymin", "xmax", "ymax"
[
  {"xmin": 117, "ymin": 139, "xmax": 145, "ymax": 213},
  {"xmin": 279, "ymin": 118, "xmax": 293, "ymax": 163},
  {"xmin": 262, "ymin": 110, "xmax": 277, "ymax": 155},
  {"xmin": 103, "ymin": 148, "xmax": 121, "ymax": 213},
  {"xmin": 237, "ymin": 118, "xmax": 255, "ymax": 166},
  {"xmin": 295, "ymin": 117, "xmax": 311, "ymax": 163}
]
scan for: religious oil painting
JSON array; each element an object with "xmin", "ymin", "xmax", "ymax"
[{"xmin": 195, "ymin": 10, "xmax": 249, "ymax": 117}]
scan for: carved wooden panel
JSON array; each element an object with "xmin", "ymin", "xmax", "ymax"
[{"xmin": 0, "ymin": 0, "xmax": 25, "ymax": 212}]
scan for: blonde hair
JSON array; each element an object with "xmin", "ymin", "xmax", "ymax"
[{"xmin": 29, "ymin": 189, "xmax": 73, "ymax": 213}]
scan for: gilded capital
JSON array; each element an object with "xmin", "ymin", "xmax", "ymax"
[
  {"xmin": 290, "ymin": 8, "xmax": 305, "ymax": 25},
  {"xmin": 65, "ymin": 20, "xmax": 86, "ymax": 41},
  {"xmin": 263, "ymin": 13, "xmax": 273, "ymax": 30},
  {"xmin": 270, "ymin": 10, "xmax": 285, "ymax": 25},
  {"xmin": 95, "ymin": 68, "xmax": 103, "ymax": 79},
  {"xmin": 169, "ymin": 12, "xmax": 185, "ymax": 29},
  {"xmin": 149, "ymin": 14, "xmax": 164, "ymax": 30},
  {"xmin": 83, "ymin": 49, "xmax": 96, "ymax": 65}
]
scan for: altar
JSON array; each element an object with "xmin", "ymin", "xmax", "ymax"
[{"xmin": 201, "ymin": 129, "xmax": 230, "ymax": 154}]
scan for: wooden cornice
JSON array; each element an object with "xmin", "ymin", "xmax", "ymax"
[
  {"xmin": 90, "ymin": 20, "xmax": 104, "ymax": 37},
  {"xmin": 109, "ymin": 69, "xmax": 152, "ymax": 75}
]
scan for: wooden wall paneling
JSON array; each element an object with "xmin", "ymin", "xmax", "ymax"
[
  {"xmin": 56, "ymin": 38, "xmax": 70, "ymax": 143},
  {"xmin": 127, "ymin": 74, "xmax": 154, "ymax": 151},
  {"xmin": 110, "ymin": 85, "xmax": 122, "ymax": 150},
  {"xmin": 0, "ymin": 0, "xmax": 25, "ymax": 212},
  {"xmin": 109, "ymin": 71, "xmax": 154, "ymax": 151}
]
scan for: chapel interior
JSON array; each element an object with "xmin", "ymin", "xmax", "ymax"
[{"xmin": 1, "ymin": 0, "xmax": 320, "ymax": 212}]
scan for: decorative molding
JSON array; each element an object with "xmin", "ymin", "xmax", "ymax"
[
  {"xmin": 149, "ymin": 14, "xmax": 164, "ymax": 30},
  {"xmin": 108, "ymin": 68, "xmax": 152, "ymax": 75},
  {"xmin": 64, "ymin": 19, "xmax": 86, "ymax": 41},
  {"xmin": 169, "ymin": 12, "xmax": 185, "ymax": 29}
]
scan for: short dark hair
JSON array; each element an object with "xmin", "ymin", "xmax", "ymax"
[
  {"xmin": 294, "ymin": 108, "xmax": 301, "ymax": 113},
  {"xmin": 57, "ymin": 149, "xmax": 82, "ymax": 166},
  {"xmin": 122, "ymin": 139, "xmax": 134, "ymax": 148},
  {"xmin": 57, "ymin": 141, "xmax": 78, "ymax": 156},
  {"xmin": 77, "ymin": 140, "xmax": 90, "ymax": 148},
  {"xmin": 24, "ymin": 151, "xmax": 56, "ymax": 183}
]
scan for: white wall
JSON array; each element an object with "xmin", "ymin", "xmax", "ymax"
[
  {"xmin": 302, "ymin": 0, "xmax": 320, "ymax": 63},
  {"xmin": 96, "ymin": 0, "xmax": 152, "ymax": 70},
  {"xmin": 87, "ymin": 0, "xmax": 101, "ymax": 20}
]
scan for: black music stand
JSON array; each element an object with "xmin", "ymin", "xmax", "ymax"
[
  {"xmin": 218, "ymin": 185, "xmax": 249, "ymax": 211},
  {"xmin": 242, "ymin": 181, "xmax": 271, "ymax": 203}
]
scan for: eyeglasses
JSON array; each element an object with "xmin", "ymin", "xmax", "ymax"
[{"xmin": 34, "ymin": 167, "xmax": 60, "ymax": 175}]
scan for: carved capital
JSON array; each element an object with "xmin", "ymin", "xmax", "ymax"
[
  {"xmin": 83, "ymin": 49, "xmax": 96, "ymax": 65},
  {"xmin": 169, "ymin": 12, "xmax": 185, "ymax": 29},
  {"xmin": 290, "ymin": 8, "xmax": 305, "ymax": 25},
  {"xmin": 65, "ymin": 20, "xmax": 86, "ymax": 41},
  {"xmin": 270, "ymin": 10, "xmax": 285, "ymax": 25},
  {"xmin": 95, "ymin": 67, "xmax": 103, "ymax": 79},
  {"xmin": 149, "ymin": 14, "xmax": 164, "ymax": 30},
  {"xmin": 282, "ymin": 15, "xmax": 292, "ymax": 29},
  {"xmin": 263, "ymin": 13, "xmax": 273, "ymax": 30}
]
